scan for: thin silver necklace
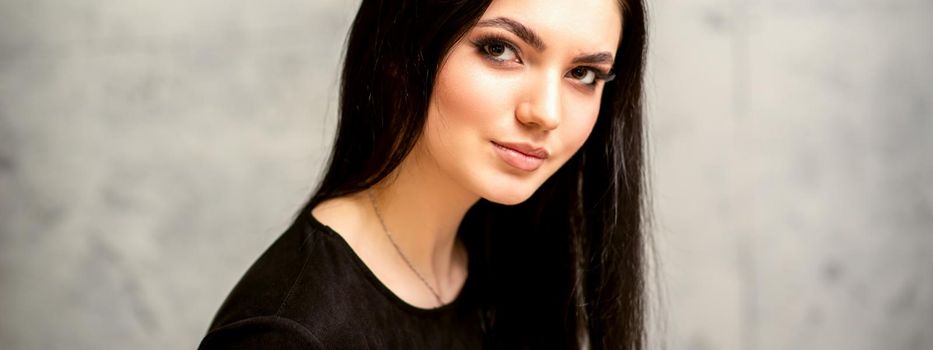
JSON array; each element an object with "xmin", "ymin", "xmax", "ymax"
[{"xmin": 367, "ymin": 191, "xmax": 444, "ymax": 307}]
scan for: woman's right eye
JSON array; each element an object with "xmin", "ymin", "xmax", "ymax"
[{"xmin": 473, "ymin": 37, "xmax": 521, "ymax": 64}]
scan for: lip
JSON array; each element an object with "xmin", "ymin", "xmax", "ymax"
[{"xmin": 491, "ymin": 141, "xmax": 549, "ymax": 172}]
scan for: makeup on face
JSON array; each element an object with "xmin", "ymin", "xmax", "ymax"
[
  {"xmin": 491, "ymin": 140, "xmax": 549, "ymax": 172},
  {"xmin": 471, "ymin": 16, "xmax": 617, "ymax": 89},
  {"xmin": 418, "ymin": 0, "xmax": 622, "ymax": 205}
]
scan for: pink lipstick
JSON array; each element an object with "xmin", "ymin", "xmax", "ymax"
[{"xmin": 491, "ymin": 141, "xmax": 548, "ymax": 172}]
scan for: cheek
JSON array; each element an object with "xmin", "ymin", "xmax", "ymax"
[
  {"xmin": 559, "ymin": 97, "xmax": 601, "ymax": 155},
  {"xmin": 430, "ymin": 58, "xmax": 516, "ymax": 130}
]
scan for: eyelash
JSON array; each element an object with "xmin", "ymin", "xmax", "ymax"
[{"xmin": 469, "ymin": 35, "xmax": 615, "ymax": 87}]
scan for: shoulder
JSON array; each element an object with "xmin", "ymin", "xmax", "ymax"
[
  {"xmin": 198, "ymin": 316, "xmax": 324, "ymax": 349},
  {"xmin": 310, "ymin": 194, "xmax": 373, "ymax": 247},
  {"xmin": 207, "ymin": 213, "xmax": 324, "ymax": 330}
]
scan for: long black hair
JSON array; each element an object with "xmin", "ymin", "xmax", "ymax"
[{"xmin": 300, "ymin": 0, "xmax": 649, "ymax": 348}]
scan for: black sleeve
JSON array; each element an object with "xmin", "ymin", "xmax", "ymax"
[{"xmin": 198, "ymin": 316, "xmax": 324, "ymax": 349}]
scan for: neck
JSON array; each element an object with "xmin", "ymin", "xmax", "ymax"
[{"xmin": 367, "ymin": 145, "xmax": 479, "ymax": 285}]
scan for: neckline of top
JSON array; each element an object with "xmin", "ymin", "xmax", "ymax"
[{"xmin": 303, "ymin": 210, "xmax": 473, "ymax": 316}]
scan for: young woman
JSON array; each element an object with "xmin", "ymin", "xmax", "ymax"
[{"xmin": 199, "ymin": 0, "xmax": 648, "ymax": 348}]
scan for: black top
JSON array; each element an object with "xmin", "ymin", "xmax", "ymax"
[{"xmin": 199, "ymin": 209, "xmax": 489, "ymax": 349}]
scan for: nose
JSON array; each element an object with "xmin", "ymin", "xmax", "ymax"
[{"xmin": 515, "ymin": 73, "xmax": 561, "ymax": 131}]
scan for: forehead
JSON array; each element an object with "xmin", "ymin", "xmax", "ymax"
[{"xmin": 479, "ymin": 0, "xmax": 623, "ymax": 54}]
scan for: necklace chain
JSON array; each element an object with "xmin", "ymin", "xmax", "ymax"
[{"xmin": 367, "ymin": 191, "xmax": 444, "ymax": 307}]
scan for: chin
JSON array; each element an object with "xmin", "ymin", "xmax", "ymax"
[
  {"xmin": 477, "ymin": 177, "xmax": 542, "ymax": 206},
  {"xmin": 484, "ymin": 193, "xmax": 531, "ymax": 206}
]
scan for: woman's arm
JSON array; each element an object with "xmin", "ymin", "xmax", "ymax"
[{"xmin": 198, "ymin": 316, "xmax": 323, "ymax": 349}]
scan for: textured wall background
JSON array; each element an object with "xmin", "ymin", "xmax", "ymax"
[
  {"xmin": 0, "ymin": 0, "xmax": 930, "ymax": 349},
  {"xmin": 649, "ymin": 0, "xmax": 933, "ymax": 349}
]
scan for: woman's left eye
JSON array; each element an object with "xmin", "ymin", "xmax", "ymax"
[{"xmin": 569, "ymin": 67, "xmax": 597, "ymax": 85}]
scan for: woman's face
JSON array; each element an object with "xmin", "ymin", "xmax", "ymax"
[{"xmin": 416, "ymin": 0, "xmax": 622, "ymax": 205}]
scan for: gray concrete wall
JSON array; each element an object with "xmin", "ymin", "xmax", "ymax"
[
  {"xmin": 0, "ymin": 0, "xmax": 930, "ymax": 349},
  {"xmin": 648, "ymin": 0, "xmax": 933, "ymax": 349}
]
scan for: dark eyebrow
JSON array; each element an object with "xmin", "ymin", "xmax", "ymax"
[
  {"xmin": 572, "ymin": 52, "xmax": 615, "ymax": 66},
  {"xmin": 475, "ymin": 17, "xmax": 546, "ymax": 51},
  {"xmin": 477, "ymin": 17, "xmax": 615, "ymax": 66}
]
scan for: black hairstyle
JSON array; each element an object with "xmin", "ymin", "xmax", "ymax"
[{"xmin": 299, "ymin": 0, "xmax": 649, "ymax": 348}]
